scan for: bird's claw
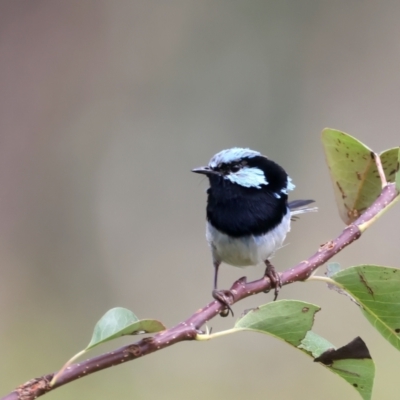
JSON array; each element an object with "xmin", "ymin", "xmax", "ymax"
[
  {"xmin": 212, "ymin": 289, "xmax": 234, "ymax": 317},
  {"xmin": 264, "ymin": 261, "xmax": 282, "ymax": 301}
]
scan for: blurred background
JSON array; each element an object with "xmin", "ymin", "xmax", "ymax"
[{"xmin": 1, "ymin": 1, "xmax": 400, "ymax": 399}]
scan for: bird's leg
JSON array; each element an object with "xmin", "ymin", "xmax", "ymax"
[
  {"xmin": 264, "ymin": 260, "xmax": 282, "ymax": 301},
  {"xmin": 213, "ymin": 261, "xmax": 219, "ymax": 290},
  {"xmin": 211, "ymin": 262, "xmax": 234, "ymax": 317}
]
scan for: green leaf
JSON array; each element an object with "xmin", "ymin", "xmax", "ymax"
[
  {"xmin": 235, "ymin": 300, "xmax": 320, "ymax": 346},
  {"xmin": 298, "ymin": 330, "xmax": 333, "ymax": 357},
  {"xmin": 322, "ymin": 128, "xmax": 374, "ymax": 224},
  {"xmin": 380, "ymin": 147, "xmax": 400, "ymax": 183},
  {"xmin": 329, "ymin": 358, "xmax": 374, "ymax": 400},
  {"xmin": 51, "ymin": 308, "xmax": 166, "ymax": 386},
  {"xmin": 299, "ymin": 333, "xmax": 374, "ymax": 400},
  {"xmin": 331, "ymin": 265, "xmax": 400, "ymax": 350},
  {"xmin": 325, "ymin": 262, "xmax": 359, "ymax": 302},
  {"xmin": 234, "ymin": 302, "xmax": 373, "ymax": 400},
  {"xmin": 321, "ymin": 129, "xmax": 398, "ymax": 224},
  {"xmin": 87, "ymin": 307, "xmax": 166, "ymax": 350}
]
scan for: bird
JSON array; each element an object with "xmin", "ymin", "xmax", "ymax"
[{"xmin": 192, "ymin": 147, "xmax": 316, "ymax": 315}]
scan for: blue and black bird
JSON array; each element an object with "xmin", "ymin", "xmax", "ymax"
[{"xmin": 192, "ymin": 148, "xmax": 316, "ymax": 312}]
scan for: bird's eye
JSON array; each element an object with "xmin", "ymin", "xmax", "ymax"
[{"xmin": 231, "ymin": 164, "xmax": 240, "ymax": 172}]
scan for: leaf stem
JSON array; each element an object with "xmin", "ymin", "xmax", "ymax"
[
  {"xmin": 306, "ymin": 275, "xmax": 343, "ymax": 290},
  {"xmin": 196, "ymin": 328, "xmax": 239, "ymax": 341},
  {"xmin": 49, "ymin": 350, "xmax": 86, "ymax": 387}
]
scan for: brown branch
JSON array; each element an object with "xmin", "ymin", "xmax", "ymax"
[{"xmin": 2, "ymin": 183, "xmax": 398, "ymax": 400}]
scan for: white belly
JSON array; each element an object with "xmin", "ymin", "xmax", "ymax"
[{"xmin": 206, "ymin": 211, "xmax": 291, "ymax": 267}]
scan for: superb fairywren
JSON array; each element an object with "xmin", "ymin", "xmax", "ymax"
[{"xmin": 193, "ymin": 148, "xmax": 316, "ymax": 314}]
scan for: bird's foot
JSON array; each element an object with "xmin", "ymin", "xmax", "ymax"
[
  {"xmin": 212, "ymin": 289, "xmax": 234, "ymax": 317},
  {"xmin": 263, "ymin": 261, "xmax": 282, "ymax": 301}
]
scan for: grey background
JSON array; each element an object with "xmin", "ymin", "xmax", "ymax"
[{"xmin": 1, "ymin": 1, "xmax": 399, "ymax": 399}]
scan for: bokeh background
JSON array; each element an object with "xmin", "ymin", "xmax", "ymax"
[{"xmin": 1, "ymin": 2, "xmax": 400, "ymax": 399}]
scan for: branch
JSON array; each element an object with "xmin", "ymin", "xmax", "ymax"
[{"xmin": 2, "ymin": 183, "xmax": 398, "ymax": 400}]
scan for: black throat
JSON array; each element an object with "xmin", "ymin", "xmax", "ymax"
[{"xmin": 206, "ymin": 175, "xmax": 288, "ymax": 237}]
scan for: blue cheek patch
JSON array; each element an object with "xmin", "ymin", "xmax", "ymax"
[{"xmin": 225, "ymin": 167, "xmax": 268, "ymax": 188}]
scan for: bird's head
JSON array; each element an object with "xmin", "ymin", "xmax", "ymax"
[{"xmin": 192, "ymin": 147, "xmax": 295, "ymax": 198}]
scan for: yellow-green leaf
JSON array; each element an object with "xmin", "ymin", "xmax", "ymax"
[{"xmin": 322, "ymin": 128, "xmax": 399, "ymax": 223}]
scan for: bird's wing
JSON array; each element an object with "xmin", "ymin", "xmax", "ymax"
[{"xmin": 288, "ymin": 199, "xmax": 318, "ymax": 220}]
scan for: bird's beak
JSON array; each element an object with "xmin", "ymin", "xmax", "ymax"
[{"xmin": 191, "ymin": 166, "xmax": 219, "ymax": 176}]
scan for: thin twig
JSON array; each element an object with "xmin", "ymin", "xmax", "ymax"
[{"xmin": 2, "ymin": 183, "xmax": 398, "ymax": 400}]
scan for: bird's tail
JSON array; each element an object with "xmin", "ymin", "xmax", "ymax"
[{"xmin": 288, "ymin": 199, "xmax": 318, "ymax": 220}]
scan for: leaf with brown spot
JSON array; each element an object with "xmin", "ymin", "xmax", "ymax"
[
  {"xmin": 322, "ymin": 128, "xmax": 399, "ymax": 223},
  {"xmin": 234, "ymin": 300, "xmax": 320, "ymax": 346},
  {"xmin": 330, "ymin": 265, "xmax": 400, "ymax": 351},
  {"xmin": 380, "ymin": 147, "xmax": 400, "ymax": 184}
]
